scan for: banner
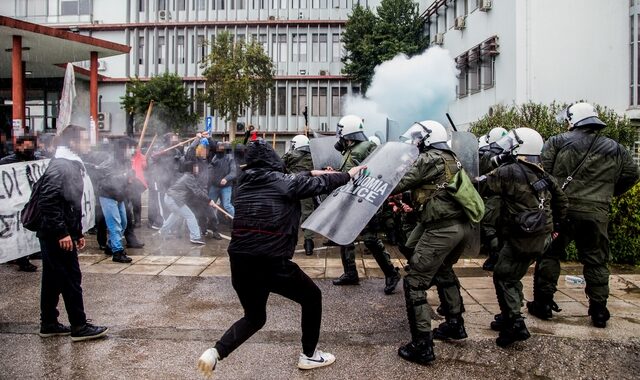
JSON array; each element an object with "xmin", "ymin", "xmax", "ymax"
[
  {"xmin": 0, "ymin": 159, "xmax": 95, "ymax": 264},
  {"xmin": 56, "ymin": 63, "xmax": 76, "ymax": 134}
]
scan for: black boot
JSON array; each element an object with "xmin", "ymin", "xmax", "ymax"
[
  {"xmin": 112, "ymin": 250, "xmax": 133, "ymax": 263},
  {"xmin": 526, "ymin": 296, "xmax": 561, "ymax": 320},
  {"xmin": 490, "ymin": 313, "xmax": 506, "ymax": 331},
  {"xmin": 433, "ymin": 314, "xmax": 468, "ymax": 340},
  {"xmin": 496, "ymin": 317, "xmax": 530, "ymax": 347},
  {"xmin": 125, "ymin": 232, "xmax": 145, "ymax": 249},
  {"xmin": 588, "ymin": 301, "xmax": 610, "ymax": 328},
  {"xmin": 384, "ymin": 267, "xmax": 401, "ymax": 295},
  {"xmin": 304, "ymin": 239, "xmax": 314, "ymax": 256},
  {"xmin": 398, "ymin": 332, "xmax": 435, "ymax": 365},
  {"xmin": 333, "ymin": 246, "xmax": 359, "ymax": 285}
]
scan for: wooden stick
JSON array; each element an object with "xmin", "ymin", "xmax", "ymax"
[
  {"xmin": 272, "ymin": 133, "xmax": 276, "ymax": 148},
  {"xmin": 152, "ymin": 136, "xmax": 198, "ymax": 157},
  {"xmin": 144, "ymin": 134, "xmax": 157, "ymax": 156},
  {"xmin": 210, "ymin": 202, "xmax": 233, "ymax": 220},
  {"xmin": 137, "ymin": 100, "xmax": 154, "ymax": 151}
]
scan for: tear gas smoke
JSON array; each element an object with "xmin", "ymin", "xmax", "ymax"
[{"xmin": 344, "ymin": 46, "xmax": 458, "ymax": 141}]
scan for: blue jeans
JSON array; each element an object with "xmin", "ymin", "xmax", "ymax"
[
  {"xmin": 160, "ymin": 195, "xmax": 201, "ymax": 240},
  {"xmin": 99, "ymin": 197, "xmax": 127, "ymax": 252},
  {"xmin": 209, "ymin": 185, "xmax": 235, "ymax": 217}
]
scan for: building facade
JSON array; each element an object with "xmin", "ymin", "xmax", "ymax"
[
  {"xmin": 421, "ymin": 0, "xmax": 631, "ymax": 127},
  {"xmin": 2, "ymin": 0, "xmax": 381, "ymax": 143}
]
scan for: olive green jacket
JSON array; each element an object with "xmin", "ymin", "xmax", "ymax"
[
  {"xmin": 282, "ymin": 149, "xmax": 313, "ymax": 174},
  {"xmin": 394, "ymin": 148, "xmax": 465, "ymax": 227},
  {"xmin": 339, "ymin": 140, "xmax": 376, "ymax": 172},
  {"xmin": 542, "ymin": 128, "xmax": 639, "ymax": 217},
  {"xmin": 482, "ymin": 159, "xmax": 568, "ymax": 243}
]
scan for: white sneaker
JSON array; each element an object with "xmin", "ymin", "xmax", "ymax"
[
  {"xmin": 197, "ymin": 348, "xmax": 219, "ymax": 378},
  {"xmin": 297, "ymin": 349, "xmax": 336, "ymax": 370}
]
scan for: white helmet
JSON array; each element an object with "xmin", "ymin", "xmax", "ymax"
[
  {"xmin": 479, "ymin": 127, "xmax": 508, "ymax": 147},
  {"xmin": 478, "ymin": 136, "xmax": 489, "ymax": 148},
  {"xmin": 368, "ymin": 136, "xmax": 381, "ymax": 146},
  {"xmin": 505, "ymin": 127, "xmax": 544, "ymax": 156},
  {"xmin": 401, "ymin": 120, "xmax": 449, "ymax": 147},
  {"xmin": 337, "ymin": 115, "xmax": 367, "ymax": 142},
  {"xmin": 565, "ymin": 102, "xmax": 605, "ymax": 129},
  {"xmin": 290, "ymin": 134, "xmax": 310, "ymax": 150}
]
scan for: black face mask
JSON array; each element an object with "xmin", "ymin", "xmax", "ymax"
[
  {"xmin": 334, "ymin": 138, "xmax": 347, "ymax": 153},
  {"xmin": 215, "ymin": 150, "xmax": 225, "ymax": 157},
  {"xmin": 18, "ymin": 148, "xmax": 35, "ymax": 158}
]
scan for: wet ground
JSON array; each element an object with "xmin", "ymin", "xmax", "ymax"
[{"xmin": 1, "ymin": 206, "xmax": 640, "ymax": 379}]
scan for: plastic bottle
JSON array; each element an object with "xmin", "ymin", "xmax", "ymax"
[{"xmin": 565, "ymin": 275, "xmax": 585, "ymax": 285}]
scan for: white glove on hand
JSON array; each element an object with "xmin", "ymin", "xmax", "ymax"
[{"xmin": 197, "ymin": 348, "xmax": 219, "ymax": 379}]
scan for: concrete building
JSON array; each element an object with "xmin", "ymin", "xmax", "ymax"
[
  {"xmin": 1, "ymin": 0, "xmax": 380, "ymax": 148},
  {"xmin": 421, "ymin": 0, "xmax": 631, "ymax": 123}
]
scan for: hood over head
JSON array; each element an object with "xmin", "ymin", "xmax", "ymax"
[{"xmin": 245, "ymin": 139, "xmax": 285, "ymax": 172}]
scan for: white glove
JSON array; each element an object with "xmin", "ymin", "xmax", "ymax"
[{"xmin": 197, "ymin": 348, "xmax": 219, "ymax": 379}]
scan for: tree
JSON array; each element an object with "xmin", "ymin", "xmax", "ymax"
[
  {"xmin": 342, "ymin": 0, "xmax": 428, "ymax": 92},
  {"xmin": 120, "ymin": 72, "xmax": 199, "ymax": 135},
  {"xmin": 201, "ymin": 31, "xmax": 274, "ymax": 141}
]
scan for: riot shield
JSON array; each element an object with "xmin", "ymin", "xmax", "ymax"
[
  {"xmin": 302, "ymin": 142, "xmax": 419, "ymax": 245},
  {"xmin": 451, "ymin": 131, "xmax": 479, "ymax": 178},
  {"xmin": 310, "ymin": 136, "xmax": 343, "ymax": 170}
]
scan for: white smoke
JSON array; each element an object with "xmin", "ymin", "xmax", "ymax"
[{"xmin": 344, "ymin": 46, "xmax": 458, "ymax": 141}]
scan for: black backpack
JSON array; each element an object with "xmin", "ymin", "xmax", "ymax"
[{"xmin": 20, "ymin": 176, "xmax": 44, "ymax": 232}]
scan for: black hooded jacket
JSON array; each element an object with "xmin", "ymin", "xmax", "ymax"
[{"xmin": 228, "ymin": 141, "xmax": 351, "ymax": 259}]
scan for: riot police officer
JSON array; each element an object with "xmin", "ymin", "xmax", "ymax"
[
  {"xmin": 393, "ymin": 121, "xmax": 475, "ymax": 365},
  {"xmin": 529, "ymin": 102, "xmax": 639, "ymax": 328},
  {"xmin": 479, "ymin": 128, "xmax": 567, "ymax": 346},
  {"xmin": 283, "ymin": 134, "xmax": 316, "ymax": 255},
  {"xmin": 332, "ymin": 115, "xmax": 401, "ymax": 295}
]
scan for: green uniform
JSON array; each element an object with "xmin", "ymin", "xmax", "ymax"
[
  {"xmin": 482, "ymin": 159, "xmax": 568, "ymax": 320},
  {"xmin": 534, "ymin": 128, "xmax": 639, "ymax": 310},
  {"xmin": 394, "ymin": 148, "xmax": 472, "ymax": 334},
  {"xmin": 335, "ymin": 140, "xmax": 397, "ymax": 283},
  {"xmin": 282, "ymin": 148, "xmax": 315, "ymax": 240}
]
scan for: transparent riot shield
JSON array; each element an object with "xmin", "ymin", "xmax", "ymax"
[
  {"xmin": 310, "ymin": 136, "xmax": 343, "ymax": 170},
  {"xmin": 451, "ymin": 131, "xmax": 479, "ymax": 178},
  {"xmin": 302, "ymin": 142, "xmax": 419, "ymax": 245}
]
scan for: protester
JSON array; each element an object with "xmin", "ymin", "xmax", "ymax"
[
  {"xmin": 197, "ymin": 140, "xmax": 365, "ymax": 377},
  {"xmin": 209, "ymin": 142, "xmax": 236, "ymax": 218},
  {"xmin": 160, "ymin": 161, "xmax": 215, "ymax": 245},
  {"xmin": 0, "ymin": 135, "xmax": 39, "ymax": 272},
  {"xmin": 36, "ymin": 125, "xmax": 108, "ymax": 342},
  {"xmin": 146, "ymin": 133, "xmax": 183, "ymax": 230}
]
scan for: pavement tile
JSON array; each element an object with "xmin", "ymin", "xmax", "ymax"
[
  {"xmin": 120, "ymin": 264, "xmax": 167, "ymax": 276},
  {"xmin": 303, "ymin": 267, "xmax": 325, "ymax": 279},
  {"xmin": 365, "ymin": 268, "xmax": 384, "ymax": 278},
  {"xmin": 460, "ymin": 276, "xmax": 494, "ymax": 290},
  {"xmin": 618, "ymin": 274, "xmax": 640, "ymax": 288},
  {"xmin": 453, "ymin": 259, "xmax": 482, "ymax": 268},
  {"xmin": 464, "ymin": 288, "xmax": 499, "ymax": 304},
  {"xmin": 326, "ymin": 258, "xmax": 343, "ymax": 268},
  {"xmin": 137, "ymin": 255, "xmax": 180, "ymax": 265},
  {"xmin": 606, "ymin": 299, "xmax": 639, "ymax": 316},
  {"xmin": 210, "ymin": 257, "xmax": 230, "ymax": 266},
  {"xmin": 550, "ymin": 301, "xmax": 589, "ymax": 316},
  {"xmin": 159, "ymin": 265, "xmax": 207, "ymax": 277},
  {"xmin": 82, "ymin": 263, "xmax": 129, "ymax": 274},
  {"xmin": 127, "ymin": 255, "xmax": 148, "ymax": 264},
  {"xmin": 363, "ymin": 259, "xmax": 380, "ymax": 269},
  {"xmin": 77, "ymin": 254, "xmax": 105, "ymax": 265},
  {"xmin": 174, "ymin": 257, "xmax": 215, "ymax": 266},
  {"xmin": 293, "ymin": 258, "xmax": 325, "ymax": 268},
  {"xmin": 557, "ymin": 289, "xmax": 588, "ymax": 303},
  {"xmin": 200, "ymin": 265, "xmax": 231, "ymax": 277},
  {"xmin": 325, "ymin": 266, "xmax": 344, "ymax": 279}
]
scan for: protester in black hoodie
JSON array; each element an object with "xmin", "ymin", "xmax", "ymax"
[{"xmin": 197, "ymin": 139, "xmax": 365, "ymax": 377}]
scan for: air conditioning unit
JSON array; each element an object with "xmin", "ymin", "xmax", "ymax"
[
  {"xmin": 454, "ymin": 16, "xmax": 465, "ymax": 30},
  {"xmin": 98, "ymin": 60, "xmax": 107, "ymax": 71},
  {"xmin": 299, "ymin": 69, "xmax": 307, "ymax": 75},
  {"xmin": 158, "ymin": 10, "xmax": 172, "ymax": 20},
  {"xmin": 480, "ymin": 0, "xmax": 492, "ymax": 11},
  {"xmin": 268, "ymin": 15, "xmax": 276, "ymax": 20},
  {"xmin": 319, "ymin": 70, "xmax": 328, "ymax": 76},
  {"xmin": 97, "ymin": 112, "xmax": 111, "ymax": 132},
  {"xmin": 434, "ymin": 33, "xmax": 444, "ymax": 45}
]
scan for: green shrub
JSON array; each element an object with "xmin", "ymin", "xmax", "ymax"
[{"xmin": 470, "ymin": 101, "xmax": 640, "ymax": 265}]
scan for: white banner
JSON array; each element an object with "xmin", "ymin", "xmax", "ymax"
[
  {"xmin": 0, "ymin": 159, "xmax": 95, "ymax": 264},
  {"xmin": 56, "ymin": 63, "xmax": 76, "ymax": 134}
]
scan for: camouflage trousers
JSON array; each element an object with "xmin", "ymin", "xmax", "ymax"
[{"xmin": 300, "ymin": 198, "xmax": 315, "ymax": 240}]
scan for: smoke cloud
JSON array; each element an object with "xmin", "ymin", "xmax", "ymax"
[{"xmin": 344, "ymin": 46, "xmax": 458, "ymax": 141}]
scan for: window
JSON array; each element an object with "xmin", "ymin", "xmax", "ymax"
[
  {"xmin": 176, "ymin": 0, "xmax": 186, "ymax": 10},
  {"xmin": 272, "ymin": 34, "xmax": 287, "ymax": 62},
  {"xmin": 292, "ymin": 33, "xmax": 307, "ymax": 62},
  {"xmin": 237, "ymin": 0, "xmax": 245, "ymax": 8},
  {"xmin": 197, "ymin": 0, "xmax": 206, "ymax": 10},
  {"xmin": 300, "ymin": 0, "xmax": 306, "ymax": 7},
  {"xmin": 157, "ymin": 36, "xmax": 165, "ymax": 64},
  {"xmin": 332, "ymin": 0, "xmax": 339, "ymax": 8},
  {"xmin": 312, "ymin": 87, "xmax": 327, "ymax": 116},
  {"xmin": 481, "ymin": 56, "xmax": 494, "ymax": 89},
  {"xmin": 468, "ymin": 47, "xmax": 481, "ymax": 94},
  {"xmin": 331, "ymin": 33, "xmax": 342, "ymax": 62},
  {"xmin": 138, "ymin": 0, "xmax": 145, "ymax": 11},
  {"xmin": 158, "ymin": 0, "xmax": 167, "ymax": 10},
  {"xmin": 177, "ymin": 35, "xmax": 185, "ymax": 64},
  {"xmin": 196, "ymin": 89, "xmax": 206, "ymax": 117},
  {"xmin": 331, "ymin": 87, "xmax": 347, "ymax": 116},
  {"xmin": 60, "ymin": 0, "xmax": 91, "ymax": 15},
  {"xmin": 277, "ymin": 87, "xmax": 286, "ymax": 116},
  {"xmin": 311, "ymin": 0, "xmax": 326, "ymax": 8},
  {"xmin": 291, "ymin": 87, "xmax": 307, "ymax": 115},
  {"xmin": 138, "ymin": 36, "xmax": 145, "ymax": 65},
  {"xmin": 16, "ymin": 0, "xmax": 48, "ymax": 17},
  {"xmin": 312, "ymin": 33, "xmax": 327, "ymax": 62},
  {"xmin": 198, "ymin": 35, "xmax": 206, "ymax": 62},
  {"xmin": 455, "ymin": 36, "xmax": 499, "ymax": 98}
]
